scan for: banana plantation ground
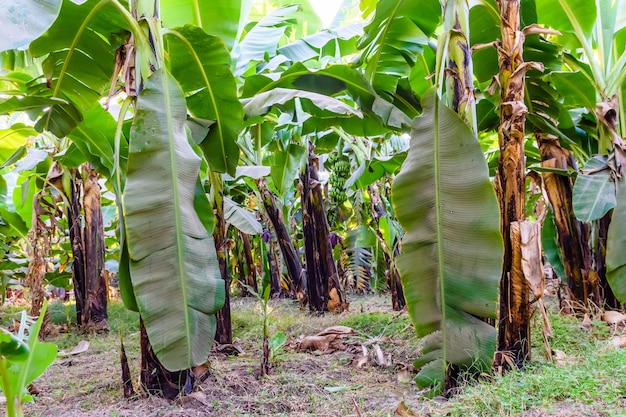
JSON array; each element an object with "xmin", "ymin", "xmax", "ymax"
[{"xmin": 3, "ymin": 292, "xmax": 626, "ymax": 417}]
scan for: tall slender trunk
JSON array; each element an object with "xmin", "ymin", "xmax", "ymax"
[
  {"xmin": 241, "ymin": 232, "xmax": 258, "ymax": 294},
  {"xmin": 369, "ymin": 183, "xmax": 405, "ymax": 310},
  {"xmin": 68, "ymin": 173, "xmax": 86, "ymax": 326},
  {"xmin": 301, "ymin": 142, "xmax": 347, "ymax": 313},
  {"xmin": 67, "ymin": 165, "xmax": 108, "ymax": 330},
  {"xmin": 495, "ymin": 0, "xmax": 532, "ymax": 368},
  {"xmin": 260, "ymin": 180, "xmax": 306, "ymax": 303},
  {"xmin": 82, "ymin": 166, "xmax": 108, "ymax": 330},
  {"xmin": 213, "ymin": 198, "xmax": 232, "ymax": 345},
  {"xmin": 537, "ymin": 133, "xmax": 595, "ymax": 302},
  {"xmin": 596, "ymin": 214, "xmax": 617, "ymax": 308},
  {"xmin": 267, "ymin": 239, "xmax": 282, "ymax": 296}
]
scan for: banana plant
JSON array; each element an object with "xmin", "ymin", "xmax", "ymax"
[
  {"xmin": 359, "ymin": 0, "xmax": 503, "ymax": 394},
  {"xmin": 535, "ymin": 0, "xmax": 626, "ymax": 304},
  {"xmin": 0, "ymin": 0, "xmax": 246, "ymax": 398}
]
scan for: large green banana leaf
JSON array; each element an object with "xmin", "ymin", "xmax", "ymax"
[
  {"xmin": 392, "ymin": 91, "xmax": 502, "ymax": 395},
  {"xmin": 242, "ymin": 63, "xmax": 410, "ymax": 129},
  {"xmin": 122, "ymin": 68, "xmax": 224, "ymax": 371},
  {"xmin": 165, "ymin": 25, "xmax": 243, "ymax": 176},
  {"xmin": 160, "ymin": 0, "xmax": 247, "ymax": 51},
  {"xmin": 0, "ymin": 0, "xmax": 61, "ymax": 52},
  {"xmin": 29, "ymin": 0, "xmax": 128, "ymax": 137},
  {"xmin": 607, "ymin": 178, "xmax": 626, "ymax": 302},
  {"xmin": 358, "ymin": 0, "xmax": 440, "ymax": 96}
]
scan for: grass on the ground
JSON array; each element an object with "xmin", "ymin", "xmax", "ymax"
[{"xmin": 2, "ymin": 293, "xmax": 626, "ymax": 416}]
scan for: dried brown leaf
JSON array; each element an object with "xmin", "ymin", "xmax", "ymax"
[
  {"xmin": 602, "ymin": 311, "xmax": 626, "ymax": 325},
  {"xmin": 317, "ymin": 326, "xmax": 356, "ymax": 336},
  {"xmin": 397, "ymin": 368, "xmax": 411, "ymax": 384},
  {"xmin": 580, "ymin": 313, "xmax": 593, "ymax": 332},
  {"xmin": 395, "ymin": 401, "xmax": 421, "ymax": 416},
  {"xmin": 297, "ymin": 335, "xmax": 337, "ymax": 353}
]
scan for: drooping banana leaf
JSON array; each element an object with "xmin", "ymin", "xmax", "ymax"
[
  {"xmin": 122, "ymin": 68, "xmax": 224, "ymax": 371},
  {"xmin": 66, "ymin": 104, "xmax": 128, "ymax": 182},
  {"xmin": 573, "ymin": 155, "xmax": 616, "ymax": 222},
  {"xmin": 607, "ymin": 178, "xmax": 626, "ymax": 302},
  {"xmin": 392, "ymin": 91, "xmax": 502, "ymax": 395},
  {"xmin": 165, "ymin": 25, "xmax": 243, "ymax": 176},
  {"xmin": 242, "ymin": 88, "xmax": 363, "ymax": 118},
  {"xmin": 242, "ymin": 62, "xmax": 412, "ymax": 128},
  {"xmin": 0, "ymin": 0, "xmax": 62, "ymax": 52}
]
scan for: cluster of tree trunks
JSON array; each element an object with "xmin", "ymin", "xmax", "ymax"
[{"xmin": 300, "ymin": 143, "xmax": 347, "ymax": 313}]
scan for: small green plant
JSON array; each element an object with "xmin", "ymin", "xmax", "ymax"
[
  {"xmin": 0, "ymin": 300, "xmax": 57, "ymax": 417},
  {"xmin": 242, "ymin": 240, "xmax": 282, "ymax": 376},
  {"xmin": 268, "ymin": 331, "xmax": 287, "ymax": 361}
]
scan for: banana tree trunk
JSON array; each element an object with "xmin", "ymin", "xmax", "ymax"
[
  {"xmin": 268, "ymin": 239, "xmax": 283, "ymax": 296},
  {"xmin": 82, "ymin": 166, "xmax": 108, "ymax": 329},
  {"xmin": 537, "ymin": 133, "xmax": 595, "ymax": 302},
  {"xmin": 139, "ymin": 319, "xmax": 192, "ymax": 399},
  {"xmin": 596, "ymin": 214, "xmax": 618, "ymax": 308},
  {"xmin": 260, "ymin": 180, "xmax": 306, "ymax": 303},
  {"xmin": 241, "ymin": 231, "xmax": 258, "ymax": 294},
  {"xmin": 68, "ymin": 165, "xmax": 108, "ymax": 330},
  {"xmin": 301, "ymin": 143, "xmax": 346, "ymax": 313},
  {"xmin": 494, "ymin": 0, "xmax": 531, "ymax": 368},
  {"xmin": 369, "ymin": 183, "xmax": 405, "ymax": 310},
  {"xmin": 213, "ymin": 204, "xmax": 232, "ymax": 345}
]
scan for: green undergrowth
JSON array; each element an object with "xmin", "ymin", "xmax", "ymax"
[
  {"xmin": 3, "ymin": 295, "xmax": 626, "ymax": 417},
  {"xmin": 425, "ymin": 307, "xmax": 626, "ymax": 417}
]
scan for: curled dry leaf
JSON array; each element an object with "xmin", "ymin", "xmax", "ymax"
[
  {"xmin": 58, "ymin": 340, "xmax": 89, "ymax": 357},
  {"xmin": 397, "ymin": 367, "xmax": 411, "ymax": 384},
  {"xmin": 317, "ymin": 326, "xmax": 356, "ymax": 336},
  {"xmin": 553, "ymin": 349, "xmax": 569, "ymax": 366},
  {"xmin": 580, "ymin": 313, "xmax": 593, "ymax": 332},
  {"xmin": 395, "ymin": 400, "xmax": 421, "ymax": 417},
  {"xmin": 602, "ymin": 311, "xmax": 626, "ymax": 325},
  {"xmin": 373, "ymin": 344, "xmax": 391, "ymax": 367},
  {"xmin": 297, "ymin": 334, "xmax": 337, "ymax": 353}
]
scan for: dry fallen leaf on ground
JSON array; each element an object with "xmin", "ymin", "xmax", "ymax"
[
  {"xmin": 602, "ymin": 311, "xmax": 626, "ymax": 325},
  {"xmin": 297, "ymin": 334, "xmax": 337, "ymax": 352},
  {"xmin": 580, "ymin": 313, "xmax": 593, "ymax": 332},
  {"xmin": 395, "ymin": 400, "xmax": 421, "ymax": 416},
  {"xmin": 397, "ymin": 367, "xmax": 411, "ymax": 383},
  {"xmin": 58, "ymin": 340, "xmax": 89, "ymax": 357},
  {"xmin": 317, "ymin": 326, "xmax": 356, "ymax": 336}
]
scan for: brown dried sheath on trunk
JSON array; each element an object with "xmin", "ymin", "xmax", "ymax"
[
  {"xmin": 260, "ymin": 180, "xmax": 306, "ymax": 302},
  {"xmin": 301, "ymin": 142, "xmax": 346, "ymax": 313},
  {"xmin": 82, "ymin": 165, "xmax": 109, "ymax": 330},
  {"xmin": 495, "ymin": 0, "xmax": 534, "ymax": 368},
  {"xmin": 139, "ymin": 319, "xmax": 193, "ymax": 400}
]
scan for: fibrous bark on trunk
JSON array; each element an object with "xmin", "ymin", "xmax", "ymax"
[
  {"xmin": 300, "ymin": 142, "xmax": 347, "ymax": 313},
  {"xmin": 369, "ymin": 183, "xmax": 405, "ymax": 310},
  {"xmin": 82, "ymin": 166, "xmax": 108, "ymax": 329},
  {"xmin": 260, "ymin": 179, "xmax": 306, "ymax": 303},
  {"xmin": 494, "ymin": 0, "xmax": 533, "ymax": 368},
  {"xmin": 537, "ymin": 133, "xmax": 595, "ymax": 303},
  {"xmin": 67, "ymin": 165, "xmax": 108, "ymax": 331},
  {"xmin": 139, "ymin": 319, "xmax": 192, "ymax": 399},
  {"xmin": 213, "ymin": 202, "xmax": 232, "ymax": 345}
]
